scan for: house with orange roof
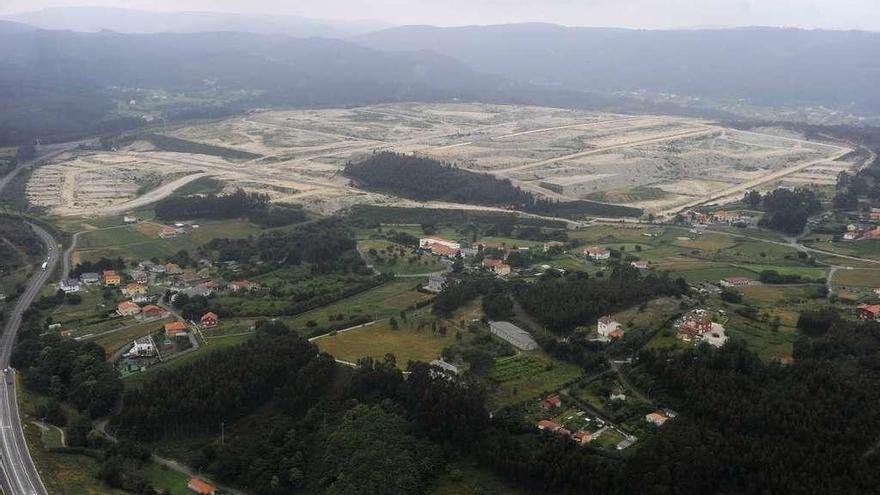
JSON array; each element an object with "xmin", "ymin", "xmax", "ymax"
[
  {"xmin": 200, "ymin": 312, "xmax": 218, "ymax": 328},
  {"xmin": 540, "ymin": 394, "xmax": 562, "ymax": 410},
  {"xmin": 186, "ymin": 478, "xmax": 217, "ymax": 495},
  {"xmin": 140, "ymin": 305, "xmax": 166, "ymax": 320},
  {"xmin": 164, "ymin": 321, "xmax": 188, "ymax": 338},
  {"xmin": 116, "ymin": 301, "xmax": 141, "ymax": 317},
  {"xmin": 537, "ymin": 420, "xmax": 561, "ymax": 432},
  {"xmin": 645, "ymin": 411, "xmax": 670, "ymax": 426},
  {"xmin": 482, "ymin": 258, "xmax": 511, "ymax": 276},
  {"xmin": 123, "ymin": 283, "xmax": 148, "ymax": 297},
  {"xmin": 102, "ymin": 270, "xmax": 121, "ymax": 286},
  {"xmin": 572, "ymin": 430, "xmax": 592, "ymax": 444},
  {"xmin": 857, "ymin": 303, "xmax": 880, "ymax": 321}
]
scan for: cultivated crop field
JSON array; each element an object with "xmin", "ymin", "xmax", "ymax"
[{"xmin": 29, "ymin": 103, "xmax": 858, "ymax": 219}]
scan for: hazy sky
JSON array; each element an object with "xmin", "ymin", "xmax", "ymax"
[{"xmin": 2, "ymin": 0, "xmax": 880, "ymax": 30}]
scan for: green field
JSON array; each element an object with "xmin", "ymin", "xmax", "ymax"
[
  {"xmin": 492, "ymin": 354, "xmax": 546, "ymax": 383},
  {"xmin": 284, "ymin": 278, "xmax": 432, "ymax": 333},
  {"xmin": 489, "ymin": 351, "xmax": 583, "ymax": 409},
  {"xmin": 72, "ymin": 218, "xmax": 262, "ymax": 264},
  {"xmin": 314, "ymin": 320, "xmax": 455, "ymax": 366},
  {"xmin": 91, "ymin": 320, "xmax": 169, "ymax": 354},
  {"xmin": 141, "ymin": 463, "xmax": 194, "ymax": 495}
]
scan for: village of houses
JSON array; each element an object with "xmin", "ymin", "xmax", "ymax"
[{"xmin": 56, "ymin": 217, "xmax": 264, "ymax": 377}]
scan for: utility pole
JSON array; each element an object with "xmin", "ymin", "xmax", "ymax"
[{"xmin": 220, "ymin": 421, "xmax": 225, "ymax": 446}]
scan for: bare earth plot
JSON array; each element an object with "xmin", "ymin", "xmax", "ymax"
[{"xmin": 28, "ymin": 103, "xmax": 857, "ymax": 219}]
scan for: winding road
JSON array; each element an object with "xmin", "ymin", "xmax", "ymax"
[{"xmin": 0, "ymin": 223, "xmax": 56, "ymax": 495}]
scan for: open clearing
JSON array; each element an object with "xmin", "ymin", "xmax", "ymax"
[{"xmin": 29, "ymin": 103, "xmax": 857, "ymax": 219}]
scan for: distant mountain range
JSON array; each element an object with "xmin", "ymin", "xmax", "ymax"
[
  {"xmin": 0, "ymin": 21, "xmax": 509, "ymax": 144},
  {"xmin": 2, "ymin": 10, "xmax": 880, "ymax": 145},
  {"xmin": 359, "ymin": 23, "xmax": 880, "ymax": 114},
  {"xmin": 2, "ymin": 6, "xmax": 390, "ymax": 38}
]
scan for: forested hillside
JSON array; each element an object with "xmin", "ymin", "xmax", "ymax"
[
  {"xmin": 345, "ymin": 152, "xmax": 642, "ymax": 218},
  {"xmin": 514, "ymin": 265, "xmax": 688, "ymax": 332}
]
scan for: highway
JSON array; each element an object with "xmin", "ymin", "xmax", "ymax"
[{"xmin": 0, "ymin": 223, "xmax": 56, "ymax": 495}]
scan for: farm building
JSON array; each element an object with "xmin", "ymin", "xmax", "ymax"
[
  {"xmin": 630, "ymin": 261, "xmax": 649, "ymax": 269},
  {"xmin": 489, "ymin": 321, "xmax": 538, "ymax": 351}
]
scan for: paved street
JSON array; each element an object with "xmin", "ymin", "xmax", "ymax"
[{"xmin": 0, "ymin": 223, "xmax": 56, "ymax": 495}]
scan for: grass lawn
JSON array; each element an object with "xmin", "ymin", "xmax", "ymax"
[
  {"xmin": 740, "ymin": 285, "xmax": 818, "ymax": 306},
  {"xmin": 92, "ymin": 319, "xmax": 169, "ymax": 354},
  {"xmin": 489, "ymin": 351, "xmax": 583, "ymax": 409},
  {"xmin": 833, "ymin": 267, "xmax": 880, "ymax": 288},
  {"xmin": 284, "ymin": 279, "xmax": 431, "ymax": 332},
  {"xmin": 40, "ymin": 423, "xmax": 65, "ymax": 449},
  {"xmin": 72, "ymin": 218, "xmax": 262, "ymax": 264},
  {"xmin": 726, "ymin": 312, "xmax": 798, "ymax": 362},
  {"xmin": 314, "ymin": 320, "xmax": 455, "ymax": 366},
  {"xmin": 141, "ymin": 463, "xmax": 193, "ymax": 495}
]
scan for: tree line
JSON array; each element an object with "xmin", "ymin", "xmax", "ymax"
[
  {"xmin": 744, "ymin": 187, "xmax": 822, "ymax": 234},
  {"xmin": 345, "ymin": 152, "xmax": 641, "ymax": 219},
  {"xmin": 513, "ymin": 265, "xmax": 689, "ymax": 333}
]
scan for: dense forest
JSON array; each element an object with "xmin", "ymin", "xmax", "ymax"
[
  {"xmin": 743, "ymin": 187, "xmax": 822, "ymax": 234},
  {"xmin": 110, "ymin": 320, "xmax": 489, "ymax": 494},
  {"xmin": 201, "ymin": 218, "xmax": 366, "ymax": 273},
  {"xmin": 345, "ymin": 152, "xmax": 642, "ymax": 219},
  {"xmin": 12, "ymin": 303, "xmax": 122, "ymax": 418},
  {"xmin": 514, "ymin": 264, "xmax": 688, "ymax": 332},
  {"xmin": 154, "ymin": 188, "xmax": 307, "ymax": 227},
  {"xmin": 102, "ymin": 313, "xmax": 880, "ymax": 495}
]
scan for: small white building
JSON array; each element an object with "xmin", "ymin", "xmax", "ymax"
[
  {"xmin": 424, "ymin": 273, "xmax": 447, "ymax": 293},
  {"xmin": 584, "ymin": 246, "xmax": 611, "ymax": 261},
  {"xmin": 597, "ymin": 316, "xmax": 623, "ymax": 340},
  {"xmin": 126, "ymin": 335, "xmax": 156, "ymax": 357},
  {"xmin": 60, "ymin": 279, "xmax": 82, "ymax": 293},
  {"xmin": 429, "ymin": 359, "xmax": 460, "ymax": 375}
]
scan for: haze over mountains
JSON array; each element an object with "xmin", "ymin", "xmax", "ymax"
[
  {"xmin": 2, "ymin": 7, "xmax": 389, "ymax": 37},
  {"xmin": 1, "ymin": 6, "xmax": 880, "ymax": 145}
]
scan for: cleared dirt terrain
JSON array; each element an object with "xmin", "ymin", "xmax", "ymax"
[{"xmin": 28, "ymin": 103, "xmax": 858, "ymax": 218}]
